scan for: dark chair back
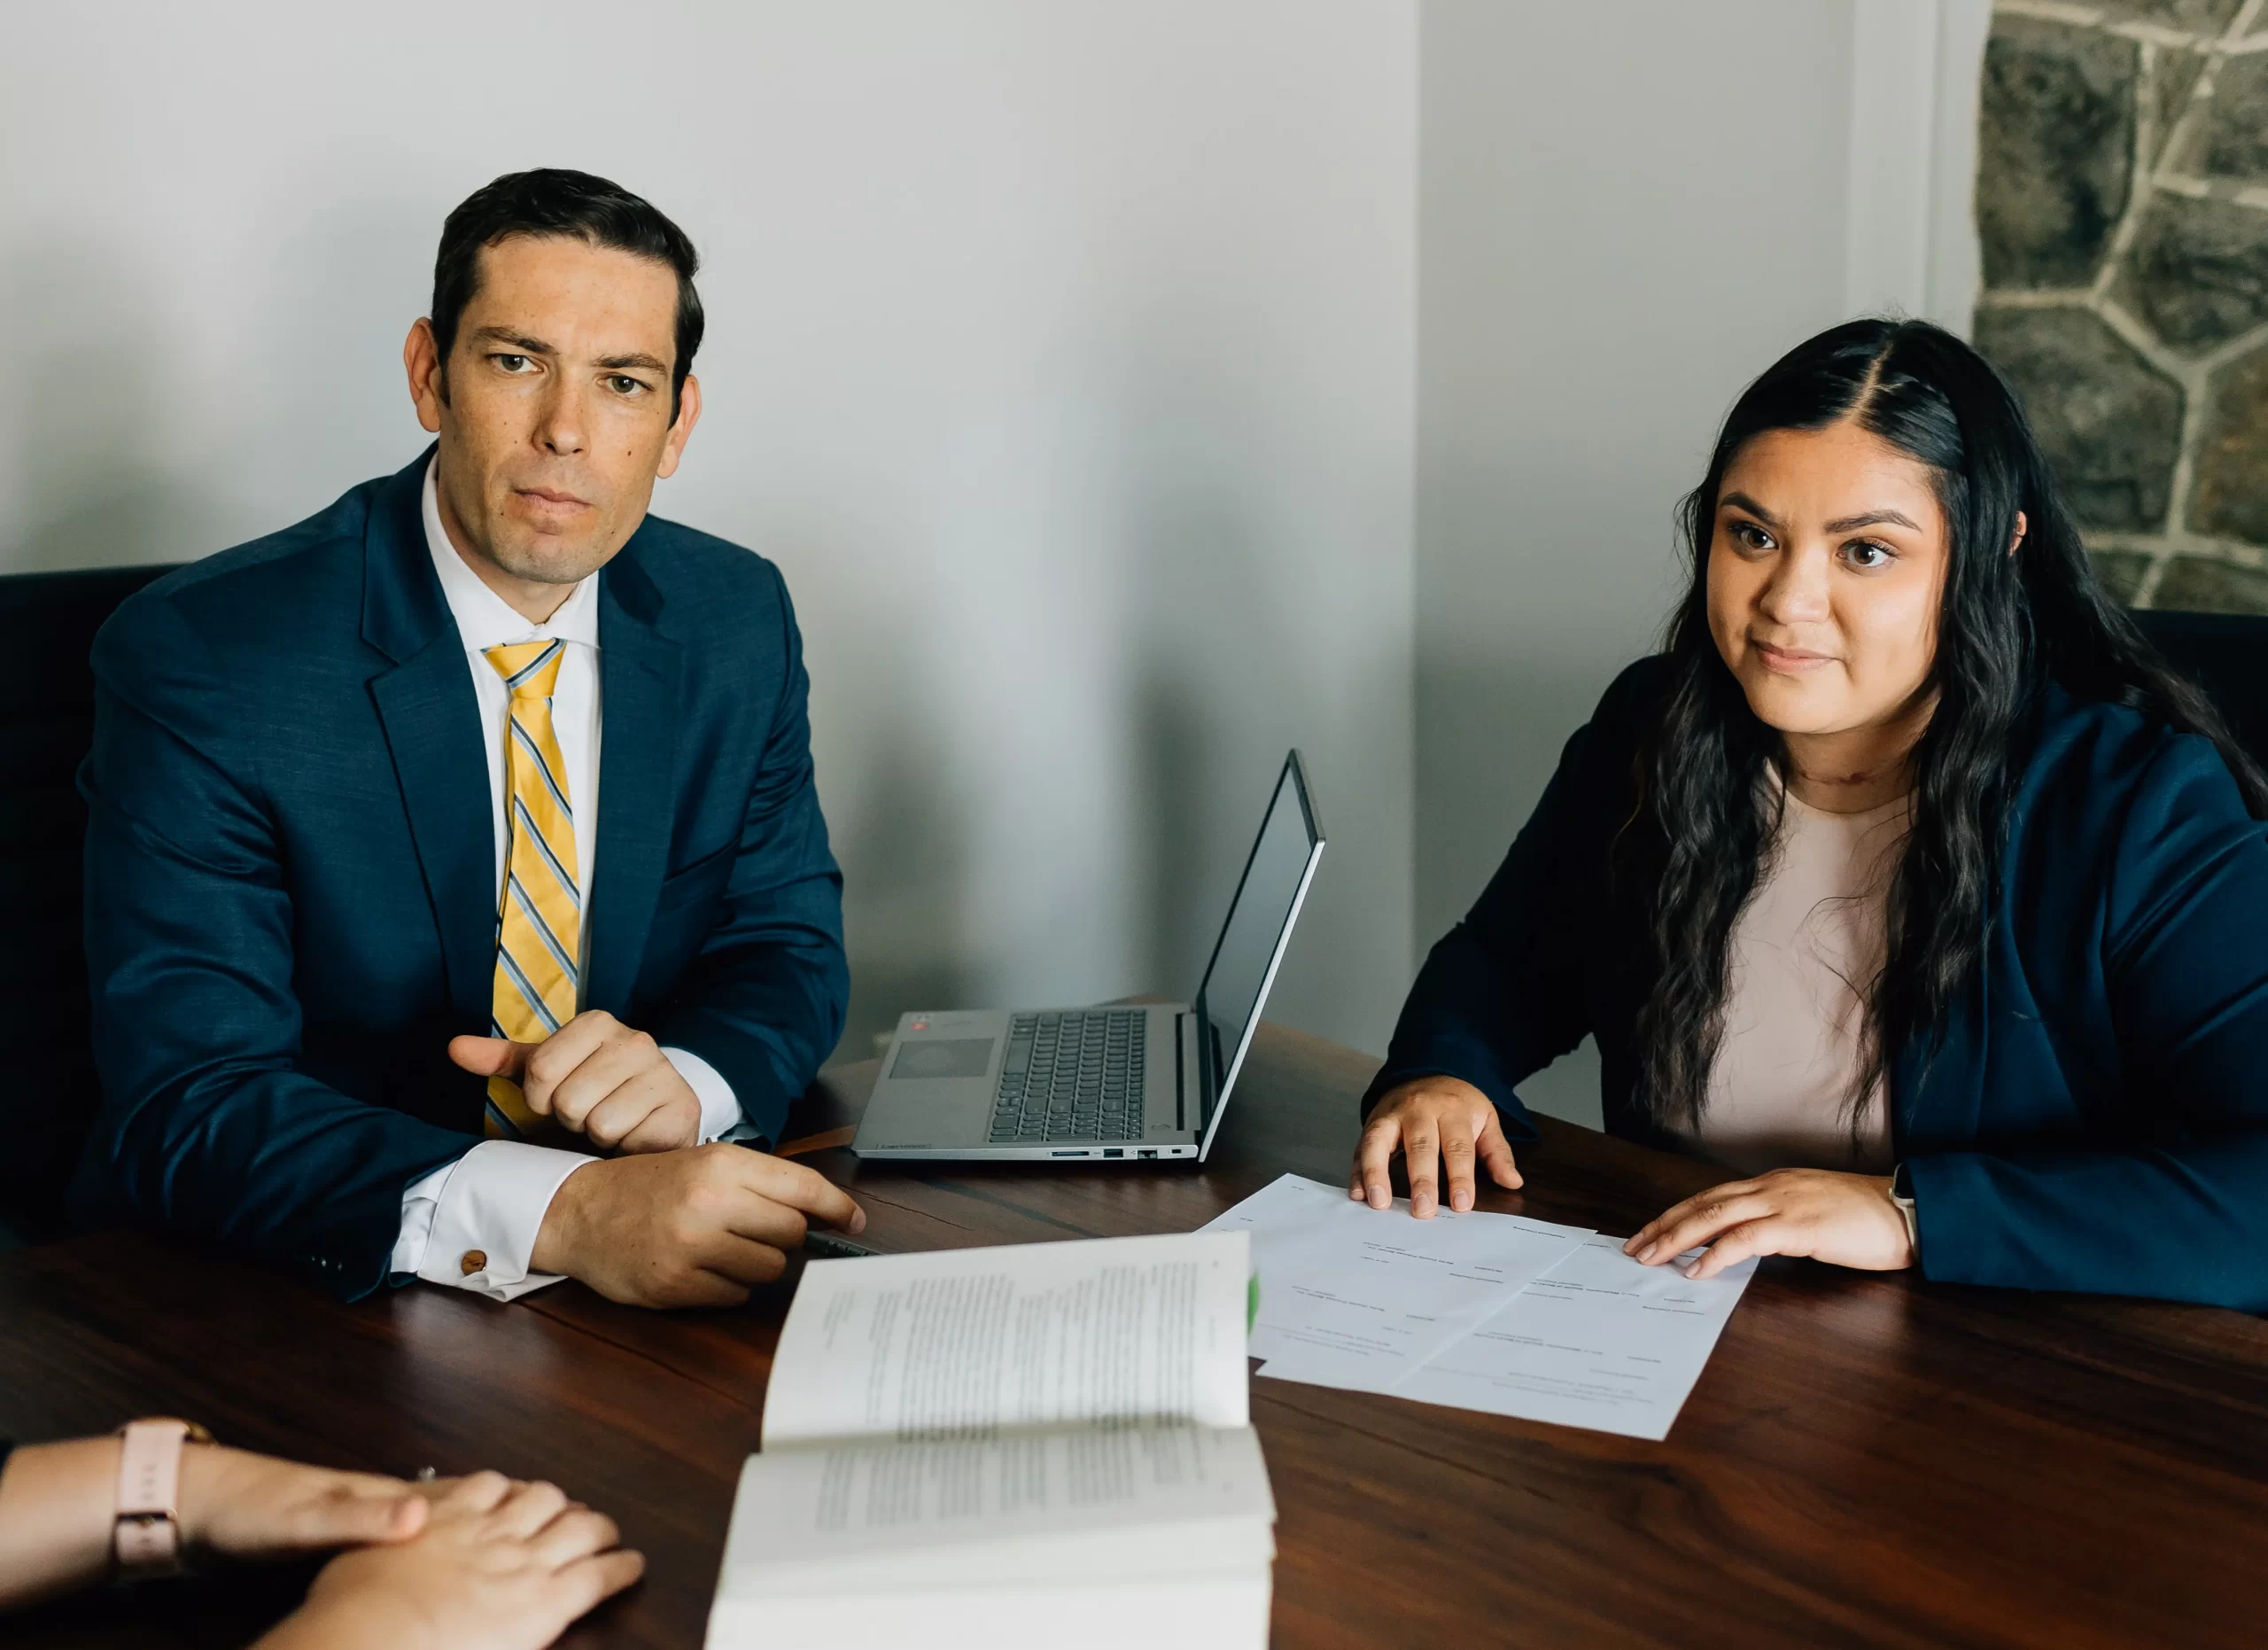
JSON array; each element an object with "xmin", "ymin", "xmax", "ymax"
[
  {"xmin": 2133, "ymin": 609, "xmax": 2268, "ymax": 777},
  {"xmin": 0, "ymin": 564, "xmax": 177, "ymax": 1240}
]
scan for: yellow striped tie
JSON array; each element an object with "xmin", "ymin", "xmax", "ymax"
[{"xmin": 482, "ymin": 639, "xmax": 580, "ymax": 1139}]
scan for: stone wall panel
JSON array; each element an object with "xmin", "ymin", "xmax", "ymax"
[
  {"xmin": 2189, "ymin": 345, "xmax": 2268, "ymax": 547},
  {"xmin": 1975, "ymin": 4, "xmax": 2268, "ymax": 616},
  {"xmin": 1977, "ymin": 19, "xmax": 2136, "ymax": 289},
  {"xmin": 1975, "ymin": 307, "xmax": 2184, "ymax": 530},
  {"xmin": 2199, "ymin": 50, "xmax": 2268, "ymax": 180},
  {"xmin": 2121, "ymin": 192, "xmax": 2268, "ymax": 352}
]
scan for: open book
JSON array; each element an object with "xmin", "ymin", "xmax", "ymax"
[{"xmin": 707, "ymin": 1230, "xmax": 1275, "ymax": 1650}]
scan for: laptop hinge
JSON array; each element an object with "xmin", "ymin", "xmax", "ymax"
[{"xmin": 1175, "ymin": 1011, "xmax": 1188, "ymax": 1132}]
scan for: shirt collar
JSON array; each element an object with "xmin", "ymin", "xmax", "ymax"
[{"xmin": 422, "ymin": 456, "xmax": 600, "ymax": 653}]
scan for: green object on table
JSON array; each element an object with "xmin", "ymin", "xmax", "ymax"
[{"xmin": 1247, "ymin": 1272, "xmax": 1259, "ymax": 1332}]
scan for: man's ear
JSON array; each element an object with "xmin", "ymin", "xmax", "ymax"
[
  {"xmin": 2008, "ymin": 510, "xmax": 2028, "ymax": 558},
  {"xmin": 655, "ymin": 373, "xmax": 703, "ymax": 480},
  {"xmin": 404, "ymin": 317, "xmax": 448, "ymax": 434}
]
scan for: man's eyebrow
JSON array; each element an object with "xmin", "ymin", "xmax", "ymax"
[
  {"xmin": 595, "ymin": 352, "xmax": 670, "ymax": 374},
  {"xmin": 470, "ymin": 326, "xmax": 556, "ymax": 355},
  {"xmin": 1719, "ymin": 491, "xmax": 1782, "ymax": 528},
  {"xmin": 1823, "ymin": 508, "xmax": 1923, "ymax": 533}
]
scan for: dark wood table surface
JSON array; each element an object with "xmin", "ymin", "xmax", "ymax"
[{"xmin": 4, "ymin": 1021, "xmax": 2266, "ymax": 1648}]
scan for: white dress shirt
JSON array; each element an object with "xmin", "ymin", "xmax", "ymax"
[{"xmin": 388, "ymin": 458, "xmax": 743, "ymax": 1301}]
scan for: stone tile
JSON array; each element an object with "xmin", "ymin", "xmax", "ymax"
[
  {"xmin": 2090, "ymin": 549, "xmax": 2155, "ymax": 603},
  {"xmin": 2120, "ymin": 192, "xmax": 2268, "ymax": 350},
  {"xmin": 1977, "ymin": 19, "xmax": 2137, "ymax": 289},
  {"xmin": 1976, "ymin": 307, "xmax": 2185, "ymax": 530},
  {"xmin": 2144, "ymin": 45, "xmax": 2208, "ymax": 168},
  {"xmin": 2107, "ymin": 1, "xmax": 2244, "ymax": 37},
  {"xmin": 2151, "ymin": 554, "xmax": 2268, "ymax": 613},
  {"xmin": 2190, "ymin": 343, "xmax": 2268, "ymax": 545},
  {"xmin": 2199, "ymin": 51, "xmax": 2268, "ymax": 179}
]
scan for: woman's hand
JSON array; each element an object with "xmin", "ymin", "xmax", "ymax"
[
  {"xmin": 1350, "ymin": 1076, "xmax": 1522, "ymax": 1217},
  {"xmin": 257, "ymin": 1472, "xmax": 643, "ymax": 1650},
  {"xmin": 180, "ymin": 1444, "xmax": 431, "ymax": 1561},
  {"xmin": 1624, "ymin": 1167, "xmax": 1914, "ymax": 1280}
]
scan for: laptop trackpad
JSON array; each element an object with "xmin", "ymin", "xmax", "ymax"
[{"xmin": 889, "ymin": 1039, "xmax": 998, "ymax": 1080}]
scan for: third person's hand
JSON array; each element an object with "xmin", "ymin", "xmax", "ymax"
[{"xmin": 1350, "ymin": 1075, "xmax": 1522, "ymax": 1218}]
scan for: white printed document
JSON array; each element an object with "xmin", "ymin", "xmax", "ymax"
[
  {"xmin": 1200, "ymin": 1172, "xmax": 1593, "ymax": 1389},
  {"xmin": 1395, "ymin": 1234, "xmax": 1757, "ymax": 1441},
  {"xmin": 711, "ymin": 1231, "xmax": 1276, "ymax": 1650},
  {"xmin": 1203, "ymin": 1175, "xmax": 1755, "ymax": 1440}
]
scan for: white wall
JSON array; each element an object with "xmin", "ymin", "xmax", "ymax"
[
  {"xmin": 0, "ymin": 2, "xmax": 1418, "ymax": 1064},
  {"xmin": 1411, "ymin": 0, "xmax": 1985, "ymax": 1125}
]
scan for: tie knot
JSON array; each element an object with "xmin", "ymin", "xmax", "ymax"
[{"xmin": 485, "ymin": 639, "xmax": 565, "ymax": 700}]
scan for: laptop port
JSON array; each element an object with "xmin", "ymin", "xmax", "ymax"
[
  {"xmin": 1103, "ymin": 1148, "xmax": 1123, "ymax": 1157},
  {"xmin": 1051, "ymin": 1149, "xmax": 1088, "ymax": 1157},
  {"xmin": 1138, "ymin": 1149, "xmax": 1158, "ymax": 1159}
]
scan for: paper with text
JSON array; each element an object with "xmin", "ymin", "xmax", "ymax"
[
  {"xmin": 721, "ymin": 1424, "xmax": 1274, "ymax": 1584},
  {"xmin": 1200, "ymin": 1173, "xmax": 1593, "ymax": 1387},
  {"xmin": 762, "ymin": 1231, "xmax": 1251, "ymax": 1449},
  {"xmin": 1392, "ymin": 1234, "xmax": 1756, "ymax": 1440}
]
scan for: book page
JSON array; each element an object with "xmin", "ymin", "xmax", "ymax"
[
  {"xmin": 716, "ymin": 1423, "xmax": 1275, "ymax": 1585},
  {"xmin": 762, "ymin": 1231, "xmax": 1251, "ymax": 1448}
]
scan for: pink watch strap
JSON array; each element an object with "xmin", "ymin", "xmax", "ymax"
[{"xmin": 114, "ymin": 1419, "xmax": 201, "ymax": 1578}]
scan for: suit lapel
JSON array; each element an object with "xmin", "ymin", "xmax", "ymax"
[
  {"xmin": 585, "ymin": 541, "xmax": 684, "ymax": 1015},
  {"xmin": 361, "ymin": 448, "xmax": 497, "ymax": 1030}
]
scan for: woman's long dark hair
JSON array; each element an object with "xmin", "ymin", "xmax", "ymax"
[{"xmin": 1627, "ymin": 317, "xmax": 2268, "ymax": 1134}]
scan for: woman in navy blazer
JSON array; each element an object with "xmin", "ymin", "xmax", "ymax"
[{"xmin": 1359, "ymin": 318, "xmax": 2268, "ymax": 1312}]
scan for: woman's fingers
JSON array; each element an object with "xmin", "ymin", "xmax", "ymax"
[
  {"xmin": 488, "ymin": 1480, "xmax": 572, "ymax": 1541},
  {"xmin": 561, "ymin": 1546, "xmax": 649, "ymax": 1615},
  {"xmin": 1352, "ymin": 1115, "xmax": 1402, "ymax": 1209},
  {"xmin": 1627, "ymin": 1182, "xmax": 1769, "ymax": 1265},
  {"xmin": 1477, "ymin": 1116, "xmax": 1524, "ymax": 1191},
  {"xmin": 1682, "ymin": 1219, "xmax": 1776, "ymax": 1280},
  {"xmin": 528, "ymin": 1506, "xmax": 624, "ymax": 1570},
  {"xmin": 1439, "ymin": 1125, "xmax": 1478, "ymax": 1213},
  {"xmin": 1402, "ymin": 1123, "xmax": 1442, "ymax": 1217}
]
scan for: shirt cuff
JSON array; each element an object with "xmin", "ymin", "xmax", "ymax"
[
  {"xmin": 664, "ymin": 1045, "xmax": 753, "ymax": 1143},
  {"xmin": 392, "ymin": 1140, "xmax": 594, "ymax": 1302}
]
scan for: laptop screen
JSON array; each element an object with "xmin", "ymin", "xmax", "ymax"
[{"xmin": 1192, "ymin": 752, "xmax": 1324, "ymax": 1141}]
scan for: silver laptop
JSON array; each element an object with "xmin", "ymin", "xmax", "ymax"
[{"xmin": 852, "ymin": 751, "xmax": 1324, "ymax": 1164}]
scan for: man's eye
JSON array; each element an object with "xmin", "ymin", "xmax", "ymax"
[
  {"xmin": 493, "ymin": 354, "xmax": 532, "ymax": 372},
  {"xmin": 607, "ymin": 376, "xmax": 644, "ymax": 396}
]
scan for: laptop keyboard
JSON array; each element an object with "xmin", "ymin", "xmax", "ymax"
[{"xmin": 988, "ymin": 1010, "xmax": 1147, "ymax": 1143}]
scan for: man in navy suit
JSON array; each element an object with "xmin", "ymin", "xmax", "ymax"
[{"xmin": 77, "ymin": 168, "xmax": 866, "ymax": 1305}]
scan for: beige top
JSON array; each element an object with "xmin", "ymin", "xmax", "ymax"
[{"xmin": 1672, "ymin": 784, "xmax": 1911, "ymax": 1178}]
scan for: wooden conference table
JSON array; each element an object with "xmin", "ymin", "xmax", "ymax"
[{"xmin": 4, "ymin": 1023, "xmax": 2266, "ymax": 1648}]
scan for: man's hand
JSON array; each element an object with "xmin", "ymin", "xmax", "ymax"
[
  {"xmin": 531, "ymin": 1142, "xmax": 866, "ymax": 1308},
  {"xmin": 1350, "ymin": 1075, "xmax": 1522, "ymax": 1218},
  {"xmin": 449, "ymin": 1011, "xmax": 700, "ymax": 1154},
  {"xmin": 1623, "ymin": 1168, "xmax": 1915, "ymax": 1280}
]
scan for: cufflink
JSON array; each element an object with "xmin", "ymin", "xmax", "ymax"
[{"xmin": 460, "ymin": 1249, "xmax": 488, "ymax": 1276}]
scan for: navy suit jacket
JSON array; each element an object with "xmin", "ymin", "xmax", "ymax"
[
  {"xmin": 1375, "ymin": 657, "xmax": 2268, "ymax": 1312},
  {"xmin": 74, "ymin": 449, "xmax": 848, "ymax": 1300}
]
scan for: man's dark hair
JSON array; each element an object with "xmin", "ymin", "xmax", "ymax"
[{"xmin": 431, "ymin": 167, "xmax": 704, "ymax": 418}]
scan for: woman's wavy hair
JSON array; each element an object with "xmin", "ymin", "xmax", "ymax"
[{"xmin": 1626, "ymin": 316, "xmax": 2268, "ymax": 1134}]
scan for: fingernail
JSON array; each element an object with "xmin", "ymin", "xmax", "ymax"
[
  {"xmin": 1636, "ymin": 1244, "xmax": 1656, "ymax": 1263},
  {"xmin": 1682, "ymin": 1263, "xmax": 1700, "ymax": 1280},
  {"xmin": 849, "ymin": 1208, "xmax": 867, "ymax": 1234}
]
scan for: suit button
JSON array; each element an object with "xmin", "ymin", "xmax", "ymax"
[{"xmin": 461, "ymin": 1249, "xmax": 488, "ymax": 1276}]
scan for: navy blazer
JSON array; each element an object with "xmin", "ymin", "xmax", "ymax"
[
  {"xmin": 74, "ymin": 449, "xmax": 847, "ymax": 1299},
  {"xmin": 1375, "ymin": 657, "xmax": 2268, "ymax": 1312}
]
